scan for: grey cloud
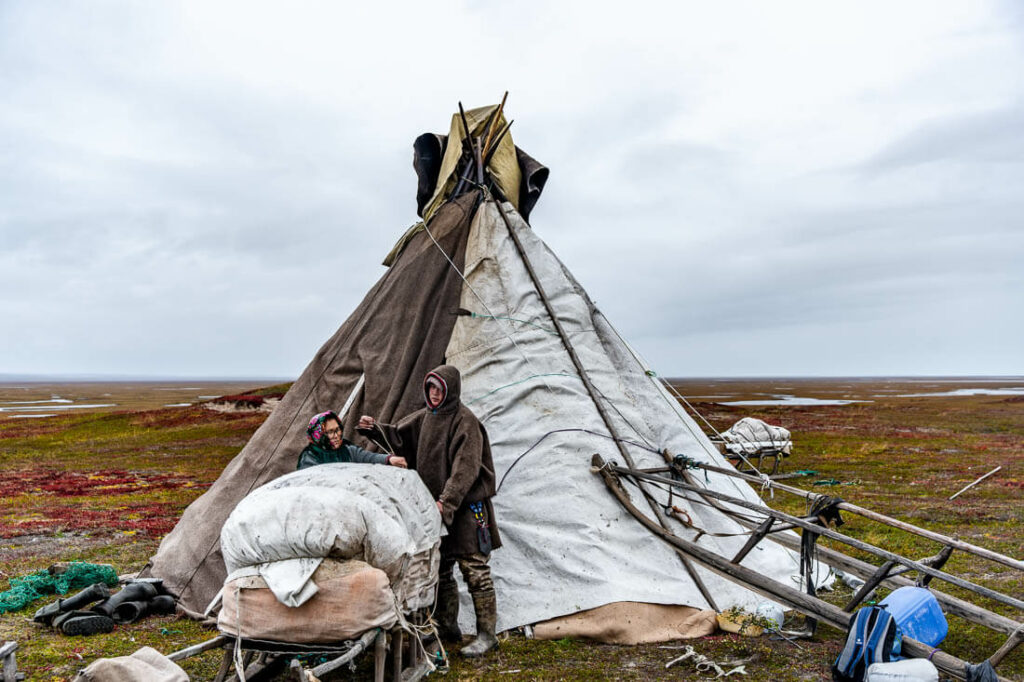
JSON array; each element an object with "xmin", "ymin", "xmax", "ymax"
[{"xmin": 864, "ymin": 106, "xmax": 1024, "ymax": 171}]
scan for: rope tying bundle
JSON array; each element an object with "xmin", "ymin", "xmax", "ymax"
[{"xmin": 0, "ymin": 562, "xmax": 119, "ymax": 614}]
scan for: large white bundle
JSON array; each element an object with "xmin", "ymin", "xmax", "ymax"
[
  {"xmin": 220, "ymin": 464, "xmax": 441, "ymax": 610},
  {"xmin": 721, "ymin": 417, "xmax": 793, "ymax": 455}
]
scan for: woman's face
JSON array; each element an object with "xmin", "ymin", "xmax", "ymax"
[{"xmin": 324, "ymin": 419, "xmax": 343, "ymax": 449}]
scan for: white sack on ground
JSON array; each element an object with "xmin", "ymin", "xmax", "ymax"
[
  {"xmin": 72, "ymin": 647, "xmax": 188, "ymax": 682},
  {"xmin": 220, "ymin": 464, "xmax": 441, "ymax": 609},
  {"xmin": 722, "ymin": 417, "xmax": 792, "ymax": 455}
]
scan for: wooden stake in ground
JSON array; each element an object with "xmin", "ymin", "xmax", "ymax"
[{"xmin": 949, "ymin": 466, "xmax": 1002, "ymax": 500}]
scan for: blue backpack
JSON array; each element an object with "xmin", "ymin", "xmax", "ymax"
[{"xmin": 832, "ymin": 605, "xmax": 903, "ymax": 682}]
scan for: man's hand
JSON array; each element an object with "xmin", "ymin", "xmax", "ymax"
[
  {"xmin": 358, "ymin": 415, "xmax": 376, "ymax": 430},
  {"xmin": 436, "ymin": 500, "xmax": 444, "ymax": 515},
  {"xmin": 388, "ymin": 456, "xmax": 408, "ymax": 469}
]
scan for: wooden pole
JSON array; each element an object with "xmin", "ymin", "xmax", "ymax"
[
  {"xmin": 482, "ymin": 91, "xmax": 508, "ymax": 157},
  {"xmin": 374, "ymin": 630, "xmax": 386, "ymax": 682},
  {"xmin": 616, "ymin": 465, "xmax": 1024, "ymax": 611},
  {"xmin": 949, "ymin": 466, "xmax": 1002, "ymax": 500},
  {"xmin": 482, "ymin": 120, "xmax": 514, "ymax": 168},
  {"xmin": 592, "ymin": 455, "xmax": 1013, "ymax": 682},
  {"xmin": 490, "ymin": 196, "xmax": 719, "ymax": 611},
  {"xmin": 311, "ymin": 629, "xmax": 380, "ymax": 677},
  {"xmin": 679, "ymin": 460, "xmax": 1024, "ymax": 572},
  {"xmin": 168, "ymin": 635, "xmax": 230, "ymax": 662},
  {"xmin": 988, "ymin": 625, "xmax": 1024, "ymax": 667},
  {"xmin": 745, "ymin": 517, "xmax": 1024, "ymax": 636}
]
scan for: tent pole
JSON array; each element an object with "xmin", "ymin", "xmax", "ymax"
[
  {"xmin": 615, "ymin": 466, "xmax": 1024, "ymax": 612},
  {"xmin": 489, "ymin": 194, "xmax": 719, "ymax": 611},
  {"xmin": 674, "ymin": 461, "xmax": 1024, "ymax": 573},
  {"xmin": 591, "ymin": 455, "xmax": 1013, "ymax": 682}
]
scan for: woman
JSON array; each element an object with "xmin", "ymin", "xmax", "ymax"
[{"xmin": 296, "ymin": 410, "xmax": 408, "ymax": 470}]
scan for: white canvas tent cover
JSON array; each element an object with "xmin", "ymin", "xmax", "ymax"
[{"xmin": 147, "ymin": 104, "xmax": 821, "ymax": 637}]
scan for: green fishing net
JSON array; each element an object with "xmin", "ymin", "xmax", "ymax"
[{"xmin": 0, "ymin": 562, "xmax": 119, "ymax": 614}]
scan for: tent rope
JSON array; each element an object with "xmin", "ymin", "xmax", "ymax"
[
  {"xmin": 597, "ymin": 312, "xmax": 764, "ymax": 476},
  {"xmin": 464, "ymin": 373, "xmax": 573, "ymax": 406},
  {"xmin": 497, "ymin": 427, "xmax": 669, "ymax": 493},
  {"xmin": 619, "ymin": 471, "xmax": 761, "ymax": 540},
  {"xmin": 420, "ymin": 200, "xmax": 553, "ymax": 390}
]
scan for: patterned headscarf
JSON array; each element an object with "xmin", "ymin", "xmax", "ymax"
[{"xmin": 307, "ymin": 410, "xmax": 342, "ymax": 448}]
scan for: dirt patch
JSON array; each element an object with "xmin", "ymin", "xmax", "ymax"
[{"xmin": 204, "ymin": 397, "xmax": 281, "ymax": 414}]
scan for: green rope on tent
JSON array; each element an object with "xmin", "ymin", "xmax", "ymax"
[
  {"xmin": 793, "ymin": 469, "xmax": 818, "ymax": 476},
  {"xmin": 672, "ymin": 454, "xmax": 702, "ymax": 470},
  {"xmin": 467, "ymin": 312, "xmax": 558, "ymax": 336},
  {"xmin": 0, "ymin": 562, "xmax": 118, "ymax": 614},
  {"xmin": 465, "ymin": 373, "xmax": 574, "ymax": 405}
]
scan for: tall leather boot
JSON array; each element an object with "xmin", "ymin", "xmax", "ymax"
[
  {"xmin": 460, "ymin": 589, "xmax": 498, "ymax": 657},
  {"xmin": 33, "ymin": 583, "xmax": 111, "ymax": 625},
  {"xmin": 434, "ymin": 579, "xmax": 462, "ymax": 643}
]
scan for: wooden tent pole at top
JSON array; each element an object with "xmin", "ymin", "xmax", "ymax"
[
  {"xmin": 488, "ymin": 192, "xmax": 720, "ymax": 612},
  {"xmin": 482, "ymin": 92, "xmax": 508, "ymax": 156}
]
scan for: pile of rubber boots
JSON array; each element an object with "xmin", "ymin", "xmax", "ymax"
[{"xmin": 33, "ymin": 579, "xmax": 176, "ymax": 636}]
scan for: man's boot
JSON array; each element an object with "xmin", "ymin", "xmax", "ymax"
[
  {"xmin": 33, "ymin": 583, "xmax": 111, "ymax": 625},
  {"xmin": 434, "ymin": 580, "xmax": 462, "ymax": 644},
  {"xmin": 110, "ymin": 594, "xmax": 177, "ymax": 624},
  {"xmin": 460, "ymin": 589, "xmax": 498, "ymax": 657},
  {"xmin": 91, "ymin": 581, "xmax": 158, "ymax": 618},
  {"xmin": 52, "ymin": 610, "xmax": 115, "ymax": 636}
]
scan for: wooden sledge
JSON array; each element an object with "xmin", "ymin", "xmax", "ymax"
[
  {"xmin": 168, "ymin": 622, "xmax": 434, "ymax": 682},
  {"xmin": 591, "ymin": 453, "xmax": 1024, "ymax": 682}
]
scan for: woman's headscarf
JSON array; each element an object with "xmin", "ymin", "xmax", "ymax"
[{"xmin": 306, "ymin": 410, "xmax": 341, "ymax": 448}]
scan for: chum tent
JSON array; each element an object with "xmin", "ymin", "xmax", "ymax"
[{"xmin": 147, "ymin": 103, "xmax": 814, "ymax": 637}]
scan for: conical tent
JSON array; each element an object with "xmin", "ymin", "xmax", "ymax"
[{"xmin": 148, "ymin": 105, "xmax": 807, "ymax": 633}]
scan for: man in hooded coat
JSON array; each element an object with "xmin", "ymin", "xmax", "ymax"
[{"xmin": 359, "ymin": 364, "xmax": 501, "ymax": 656}]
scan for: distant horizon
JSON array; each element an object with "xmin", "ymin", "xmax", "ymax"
[{"xmin": 2, "ymin": 373, "xmax": 1022, "ymax": 384}]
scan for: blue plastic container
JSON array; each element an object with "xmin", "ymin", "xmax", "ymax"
[{"xmin": 880, "ymin": 586, "xmax": 948, "ymax": 647}]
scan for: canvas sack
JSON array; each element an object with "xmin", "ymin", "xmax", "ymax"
[
  {"xmin": 72, "ymin": 646, "xmax": 188, "ymax": 682},
  {"xmin": 218, "ymin": 559, "xmax": 399, "ymax": 643}
]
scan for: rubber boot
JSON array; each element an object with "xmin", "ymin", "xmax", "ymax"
[
  {"xmin": 33, "ymin": 583, "xmax": 111, "ymax": 625},
  {"xmin": 91, "ymin": 581, "xmax": 158, "ymax": 618},
  {"xmin": 52, "ymin": 610, "xmax": 115, "ymax": 636},
  {"xmin": 460, "ymin": 590, "xmax": 498, "ymax": 657},
  {"xmin": 434, "ymin": 579, "xmax": 462, "ymax": 643},
  {"xmin": 149, "ymin": 594, "xmax": 177, "ymax": 616}
]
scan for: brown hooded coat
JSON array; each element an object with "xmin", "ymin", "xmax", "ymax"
[{"xmin": 364, "ymin": 365, "xmax": 502, "ymax": 557}]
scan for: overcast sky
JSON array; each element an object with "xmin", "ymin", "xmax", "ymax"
[{"xmin": 2, "ymin": 1, "xmax": 1022, "ymax": 379}]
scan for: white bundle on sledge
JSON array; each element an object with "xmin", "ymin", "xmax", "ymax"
[
  {"xmin": 721, "ymin": 417, "xmax": 792, "ymax": 456},
  {"xmin": 220, "ymin": 464, "xmax": 442, "ymax": 611}
]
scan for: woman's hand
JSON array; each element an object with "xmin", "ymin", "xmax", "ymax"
[
  {"xmin": 436, "ymin": 500, "xmax": 444, "ymax": 515},
  {"xmin": 358, "ymin": 415, "xmax": 376, "ymax": 430},
  {"xmin": 388, "ymin": 456, "xmax": 408, "ymax": 469}
]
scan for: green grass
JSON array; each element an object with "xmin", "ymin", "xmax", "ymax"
[{"xmin": 1, "ymin": 378, "xmax": 1022, "ymax": 680}]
